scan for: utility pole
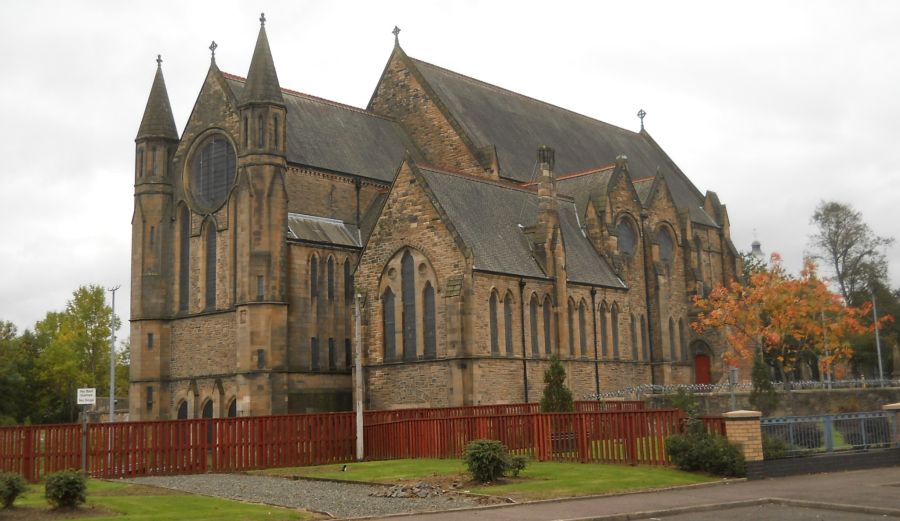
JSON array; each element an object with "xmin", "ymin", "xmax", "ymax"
[
  {"xmin": 873, "ymin": 291, "xmax": 885, "ymax": 387},
  {"xmin": 108, "ymin": 285, "xmax": 120, "ymax": 423},
  {"xmin": 354, "ymin": 291, "xmax": 364, "ymax": 461}
]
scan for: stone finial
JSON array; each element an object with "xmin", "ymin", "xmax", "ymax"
[
  {"xmin": 209, "ymin": 40, "xmax": 218, "ymax": 62},
  {"xmin": 637, "ymin": 108, "xmax": 646, "ymax": 130},
  {"xmin": 393, "ymin": 25, "xmax": 401, "ymax": 45},
  {"xmin": 156, "ymin": 54, "xmax": 162, "ymax": 68},
  {"xmin": 260, "ymin": 12, "xmax": 266, "ymax": 26}
]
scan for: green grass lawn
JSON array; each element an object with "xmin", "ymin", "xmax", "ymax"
[
  {"xmin": 12, "ymin": 479, "xmax": 310, "ymax": 521},
  {"xmin": 254, "ymin": 458, "xmax": 718, "ymax": 500}
]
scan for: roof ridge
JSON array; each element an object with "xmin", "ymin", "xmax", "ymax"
[
  {"xmin": 632, "ymin": 176, "xmax": 655, "ymax": 184},
  {"xmin": 417, "ymin": 163, "xmax": 576, "ymax": 202},
  {"xmin": 409, "ymin": 56, "xmax": 638, "ymax": 137},
  {"xmin": 522, "ymin": 164, "xmax": 616, "ymax": 186},
  {"xmin": 223, "ymin": 72, "xmax": 396, "ymax": 122}
]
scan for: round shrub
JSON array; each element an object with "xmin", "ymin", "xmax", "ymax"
[
  {"xmin": 0, "ymin": 472, "xmax": 27, "ymax": 508},
  {"xmin": 665, "ymin": 432, "xmax": 745, "ymax": 477},
  {"xmin": 463, "ymin": 439, "xmax": 528, "ymax": 482},
  {"xmin": 44, "ymin": 470, "xmax": 86, "ymax": 509}
]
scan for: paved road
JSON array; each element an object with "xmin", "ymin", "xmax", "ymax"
[{"xmin": 354, "ymin": 467, "xmax": 900, "ymax": 521}]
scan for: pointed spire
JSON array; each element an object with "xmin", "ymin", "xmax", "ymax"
[
  {"xmin": 240, "ymin": 13, "xmax": 284, "ymax": 106},
  {"xmin": 136, "ymin": 55, "xmax": 178, "ymax": 141}
]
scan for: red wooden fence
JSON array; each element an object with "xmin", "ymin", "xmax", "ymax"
[{"xmin": 1, "ymin": 402, "xmax": 716, "ymax": 483}]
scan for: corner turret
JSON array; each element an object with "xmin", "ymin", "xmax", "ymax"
[{"xmin": 239, "ymin": 13, "xmax": 285, "ymax": 157}]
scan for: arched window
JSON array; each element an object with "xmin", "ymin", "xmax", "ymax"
[
  {"xmin": 138, "ymin": 148, "xmax": 144, "ymax": 178},
  {"xmin": 401, "ymin": 251, "xmax": 416, "ymax": 361},
  {"xmin": 176, "ymin": 400, "xmax": 188, "ymax": 420},
  {"xmin": 679, "ymin": 318, "xmax": 688, "ymax": 362},
  {"xmin": 328, "ymin": 338, "xmax": 336, "ymax": 371},
  {"xmin": 578, "ymin": 301, "xmax": 587, "ymax": 357},
  {"xmin": 257, "ymin": 114, "xmax": 264, "ymax": 147},
  {"xmin": 616, "ymin": 217, "xmax": 636, "ymax": 256},
  {"xmin": 310, "ymin": 256, "xmax": 318, "ymax": 299},
  {"xmin": 694, "ymin": 237, "xmax": 703, "ymax": 276},
  {"xmin": 273, "ymin": 115, "xmax": 279, "ymax": 149},
  {"xmin": 423, "ymin": 282, "xmax": 436, "ymax": 359},
  {"xmin": 641, "ymin": 315, "xmax": 649, "ymax": 361},
  {"xmin": 630, "ymin": 314, "xmax": 638, "ymax": 360},
  {"xmin": 243, "ymin": 116, "xmax": 248, "ymax": 147},
  {"xmin": 227, "ymin": 399, "xmax": 237, "ymax": 417},
  {"xmin": 567, "ymin": 300, "xmax": 575, "ymax": 356},
  {"xmin": 489, "ymin": 292, "xmax": 499, "ymax": 356},
  {"xmin": 611, "ymin": 305, "xmax": 620, "ymax": 358},
  {"xmin": 201, "ymin": 400, "xmax": 213, "ymax": 419},
  {"xmin": 599, "ymin": 303, "xmax": 609, "ymax": 359},
  {"xmin": 669, "ymin": 317, "xmax": 677, "ymax": 361},
  {"xmin": 327, "ymin": 257, "xmax": 335, "ymax": 300},
  {"xmin": 311, "ymin": 337, "xmax": 319, "ymax": 370},
  {"xmin": 658, "ymin": 228, "xmax": 674, "ymax": 264},
  {"xmin": 205, "ymin": 222, "xmax": 216, "ymax": 310},
  {"xmin": 383, "ymin": 289, "xmax": 395, "ymax": 361},
  {"xmin": 151, "ymin": 146, "xmax": 157, "ymax": 176},
  {"xmin": 529, "ymin": 295, "xmax": 539, "ymax": 356},
  {"xmin": 179, "ymin": 206, "xmax": 190, "ymax": 312},
  {"xmin": 543, "ymin": 296, "xmax": 553, "ymax": 355},
  {"xmin": 504, "ymin": 293, "xmax": 514, "ymax": 356},
  {"xmin": 344, "ymin": 260, "xmax": 353, "ymax": 303}
]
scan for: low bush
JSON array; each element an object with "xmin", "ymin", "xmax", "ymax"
[
  {"xmin": 666, "ymin": 432, "xmax": 745, "ymax": 477},
  {"xmin": 44, "ymin": 470, "xmax": 86, "ymax": 509},
  {"xmin": 0, "ymin": 472, "xmax": 27, "ymax": 508},
  {"xmin": 463, "ymin": 439, "xmax": 529, "ymax": 482},
  {"xmin": 762, "ymin": 434, "xmax": 788, "ymax": 459}
]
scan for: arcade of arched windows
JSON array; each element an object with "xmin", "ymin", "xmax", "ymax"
[
  {"xmin": 305, "ymin": 250, "xmax": 356, "ymax": 372},
  {"xmin": 379, "ymin": 247, "xmax": 439, "ymax": 362}
]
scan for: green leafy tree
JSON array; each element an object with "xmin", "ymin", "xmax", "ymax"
[
  {"xmin": 540, "ymin": 355, "xmax": 574, "ymax": 412},
  {"xmin": 748, "ymin": 355, "xmax": 778, "ymax": 415},
  {"xmin": 809, "ymin": 201, "xmax": 893, "ymax": 305}
]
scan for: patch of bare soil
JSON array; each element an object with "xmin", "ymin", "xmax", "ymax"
[
  {"xmin": 392, "ymin": 474, "xmax": 512, "ymax": 505},
  {"xmin": 0, "ymin": 505, "xmax": 116, "ymax": 521}
]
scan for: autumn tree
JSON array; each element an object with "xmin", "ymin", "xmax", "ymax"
[
  {"xmin": 692, "ymin": 255, "xmax": 875, "ymax": 381},
  {"xmin": 809, "ymin": 201, "xmax": 893, "ymax": 304}
]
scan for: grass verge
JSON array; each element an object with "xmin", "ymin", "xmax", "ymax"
[
  {"xmin": 254, "ymin": 458, "xmax": 718, "ymax": 500},
  {"xmin": 11, "ymin": 479, "xmax": 309, "ymax": 521}
]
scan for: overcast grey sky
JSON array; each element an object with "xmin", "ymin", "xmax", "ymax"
[{"xmin": 1, "ymin": 1, "xmax": 897, "ymax": 338}]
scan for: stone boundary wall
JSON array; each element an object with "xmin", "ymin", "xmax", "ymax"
[{"xmin": 647, "ymin": 387, "xmax": 900, "ymax": 416}]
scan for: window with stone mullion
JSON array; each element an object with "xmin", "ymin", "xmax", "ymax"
[{"xmin": 401, "ymin": 251, "xmax": 417, "ymax": 361}]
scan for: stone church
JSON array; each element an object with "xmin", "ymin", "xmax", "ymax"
[{"xmin": 129, "ymin": 16, "xmax": 740, "ymax": 420}]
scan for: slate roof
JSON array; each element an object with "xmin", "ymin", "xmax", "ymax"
[
  {"xmin": 556, "ymin": 167, "xmax": 615, "ymax": 219},
  {"xmin": 418, "ymin": 166, "xmax": 625, "ymax": 288},
  {"xmin": 287, "ymin": 213, "xmax": 361, "ymax": 247},
  {"xmin": 408, "ymin": 57, "xmax": 718, "ymax": 227},
  {"xmin": 226, "ymin": 77, "xmax": 413, "ymax": 182}
]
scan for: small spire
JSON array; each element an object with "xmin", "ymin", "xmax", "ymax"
[
  {"xmin": 240, "ymin": 16, "xmax": 284, "ymax": 106},
  {"xmin": 136, "ymin": 56, "xmax": 178, "ymax": 141},
  {"xmin": 209, "ymin": 40, "xmax": 218, "ymax": 62},
  {"xmin": 393, "ymin": 25, "xmax": 401, "ymax": 46},
  {"xmin": 637, "ymin": 109, "xmax": 646, "ymax": 131}
]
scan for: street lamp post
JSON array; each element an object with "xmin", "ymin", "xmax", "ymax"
[
  {"xmin": 108, "ymin": 285, "xmax": 120, "ymax": 423},
  {"xmin": 872, "ymin": 291, "xmax": 885, "ymax": 387}
]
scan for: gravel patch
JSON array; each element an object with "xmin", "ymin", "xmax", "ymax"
[{"xmin": 123, "ymin": 473, "xmax": 488, "ymax": 519}]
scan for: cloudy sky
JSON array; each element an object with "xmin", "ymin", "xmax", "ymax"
[{"xmin": 1, "ymin": 1, "xmax": 897, "ymax": 338}]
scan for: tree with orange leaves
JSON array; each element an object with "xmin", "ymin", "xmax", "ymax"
[{"xmin": 692, "ymin": 254, "xmax": 879, "ymax": 381}]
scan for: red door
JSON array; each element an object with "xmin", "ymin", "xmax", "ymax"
[{"xmin": 694, "ymin": 354, "xmax": 711, "ymax": 385}]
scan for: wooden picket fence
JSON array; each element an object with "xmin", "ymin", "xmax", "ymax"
[{"xmin": 0, "ymin": 401, "xmax": 720, "ymax": 483}]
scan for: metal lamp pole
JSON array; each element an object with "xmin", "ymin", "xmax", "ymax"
[
  {"xmin": 872, "ymin": 291, "xmax": 885, "ymax": 387},
  {"xmin": 354, "ymin": 291, "xmax": 364, "ymax": 461},
  {"xmin": 108, "ymin": 285, "xmax": 120, "ymax": 423}
]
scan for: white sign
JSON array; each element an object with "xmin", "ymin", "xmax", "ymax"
[{"xmin": 77, "ymin": 388, "xmax": 96, "ymax": 405}]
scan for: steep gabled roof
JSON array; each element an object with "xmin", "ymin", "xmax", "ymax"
[
  {"xmin": 417, "ymin": 166, "xmax": 625, "ymax": 288},
  {"xmin": 225, "ymin": 76, "xmax": 415, "ymax": 182},
  {"xmin": 556, "ymin": 166, "xmax": 615, "ymax": 220},
  {"xmin": 406, "ymin": 56, "xmax": 718, "ymax": 227}
]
